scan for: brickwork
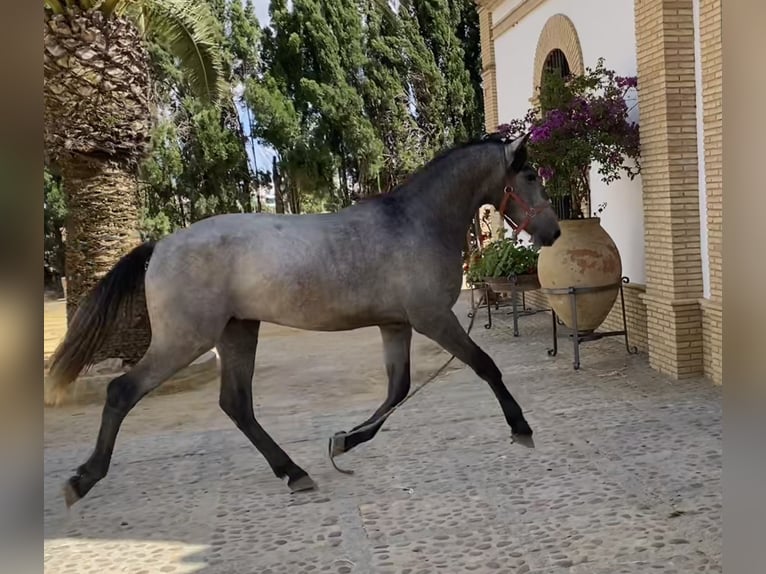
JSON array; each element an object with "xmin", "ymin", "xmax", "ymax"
[
  {"xmin": 699, "ymin": 0, "xmax": 722, "ymax": 383},
  {"xmin": 701, "ymin": 298, "xmax": 722, "ymax": 382},
  {"xmin": 533, "ymin": 14, "xmax": 585, "ymax": 88},
  {"xmin": 478, "ymin": 3, "xmax": 503, "ymax": 238},
  {"xmin": 478, "ymin": 4, "xmax": 498, "ymax": 131},
  {"xmin": 634, "ymin": 0, "xmax": 705, "ymax": 378},
  {"xmin": 523, "ymin": 289, "xmax": 547, "ymax": 312},
  {"xmin": 600, "ymin": 285, "xmax": 649, "ymax": 353}
]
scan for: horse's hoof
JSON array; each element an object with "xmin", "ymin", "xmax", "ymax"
[
  {"xmin": 288, "ymin": 474, "xmax": 317, "ymax": 493},
  {"xmin": 511, "ymin": 432, "xmax": 536, "ymax": 449},
  {"xmin": 329, "ymin": 431, "xmax": 347, "ymax": 457},
  {"xmin": 63, "ymin": 477, "xmax": 82, "ymax": 508}
]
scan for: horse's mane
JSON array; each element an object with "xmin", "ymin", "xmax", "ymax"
[{"xmin": 354, "ymin": 133, "xmax": 507, "ymax": 203}]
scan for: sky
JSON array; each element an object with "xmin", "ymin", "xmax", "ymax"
[
  {"xmin": 250, "ymin": 0, "xmax": 272, "ymax": 25},
  {"xmin": 237, "ymin": 0, "xmax": 276, "ymax": 179}
]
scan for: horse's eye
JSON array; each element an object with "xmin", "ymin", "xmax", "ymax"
[{"xmin": 526, "ymin": 174, "xmax": 536, "ymax": 182}]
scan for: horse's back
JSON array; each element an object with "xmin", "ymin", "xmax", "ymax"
[{"xmin": 144, "ymin": 210, "xmax": 418, "ymax": 331}]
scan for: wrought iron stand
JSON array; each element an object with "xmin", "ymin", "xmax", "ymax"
[
  {"xmin": 467, "ymin": 282, "xmax": 498, "ymax": 326},
  {"xmin": 542, "ymin": 276, "xmax": 639, "ymax": 370},
  {"xmin": 468, "ymin": 280, "xmax": 544, "ymax": 335},
  {"xmin": 488, "ymin": 285, "xmax": 546, "ymax": 336}
]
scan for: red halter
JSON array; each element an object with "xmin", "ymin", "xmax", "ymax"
[{"xmin": 498, "ymin": 174, "xmax": 549, "ymax": 240}]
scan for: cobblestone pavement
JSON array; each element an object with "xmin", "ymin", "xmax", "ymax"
[{"xmin": 44, "ymin": 295, "xmax": 721, "ymax": 574}]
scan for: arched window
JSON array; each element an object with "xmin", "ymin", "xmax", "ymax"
[
  {"xmin": 539, "ymin": 48, "xmax": 572, "ymax": 115},
  {"xmin": 542, "ymin": 48, "xmax": 571, "ymax": 79},
  {"xmin": 540, "ymin": 49, "xmax": 577, "ymax": 219}
]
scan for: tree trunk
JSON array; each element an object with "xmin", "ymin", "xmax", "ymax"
[
  {"xmin": 255, "ymin": 187, "xmax": 263, "ymax": 213},
  {"xmin": 340, "ymin": 154, "xmax": 350, "ymax": 207},
  {"xmin": 273, "ymin": 156, "xmax": 285, "ymax": 214},
  {"xmin": 62, "ymin": 154, "xmax": 151, "ymax": 365},
  {"xmin": 288, "ymin": 180, "xmax": 301, "ymax": 214},
  {"xmin": 246, "ymin": 106, "xmax": 263, "ymax": 213}
]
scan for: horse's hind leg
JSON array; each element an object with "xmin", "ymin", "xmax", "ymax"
[
  {"xmin": 64, "ymin": 337, "xmax": 214, "ymax": 507},
  {"xmin": 217, "ymin": 318, "xmax": 315, "ymax": 492},
  {"xmin": 332, "ymin": 323, "xmax": 412, "ymax": 455},
  {"xmin": 410, "ymin": 309, "xmax": 535, "ymax": 447}
]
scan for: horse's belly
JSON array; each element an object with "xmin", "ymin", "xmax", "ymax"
[{"xmin": 230, "ymin": 281, "xmax": 403, "ymax": 331}]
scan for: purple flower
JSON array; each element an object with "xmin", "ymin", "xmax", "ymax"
[
  {"xmin": 545, "ymin": 109, "xmax": 567, "ymax": 130},
  {"xmin": 502, "ymin": 59, "xmax": 641, "ymax": 197},
  {"xmin": 530, "ymin": 125, "xmax": 551, "ymax": 143},
  {"xmin": 538, "ymin": 166, "xmax": 554, "ymax": 181},
  {"xmin": 616, "ymin": 76, "xmax": 638, "ymax": 89}
]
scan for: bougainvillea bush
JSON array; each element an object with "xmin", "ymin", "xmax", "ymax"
[{"xmin": 498, "ymin": 58, "xmax": 642, "ymax": 219}]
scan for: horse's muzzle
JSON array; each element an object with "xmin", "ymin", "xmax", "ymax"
[{"xmin": 536, "ymin": 227, "xmax": 561, "ymax": 247}]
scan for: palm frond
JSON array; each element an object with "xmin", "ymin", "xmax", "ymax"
[
  {"xmin": 101, "ymin": 0, "xmax": 125, "ymax": 17},
  {"xmin": 44, "ymin": 0, "xmax": 65, "ymax": 14},
  {"xmin": 140, "ymin": 0, "xmax": 228, "ymax": 104}
]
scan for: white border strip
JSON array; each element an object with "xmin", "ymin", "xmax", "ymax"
[{"xmin": 692, "ymin": 0, "xmax": 711, "ymax": 299}]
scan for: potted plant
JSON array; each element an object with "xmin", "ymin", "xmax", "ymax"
[
  {"xmin": 466, "ymin": 236, "xmax": 540, "ymax": 293},
  {"xmin": 498, "ymin": 58, "xmax": 642, "ymax": 332}
]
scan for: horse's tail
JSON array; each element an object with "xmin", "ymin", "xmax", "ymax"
[{"xmin": 47, "ymin": 241, "xmax": 156, "ymax": 400}]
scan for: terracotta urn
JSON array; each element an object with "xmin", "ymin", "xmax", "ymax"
[{"xmin": 537, "ymin": 218, "xmax": 621, "ymax": 332}]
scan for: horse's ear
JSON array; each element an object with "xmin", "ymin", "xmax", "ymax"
[{"xmin": 506, "ymin": 132, "xmax": 530, "ymax": 172}]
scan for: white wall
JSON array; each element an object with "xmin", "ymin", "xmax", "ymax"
[
  {"xmin": 493, "ymin": 0, "xmax": 646, "ymax": 285},
  {"xmin": 492, "ymin": 0, "xmax": 525, "ymax": 26}
]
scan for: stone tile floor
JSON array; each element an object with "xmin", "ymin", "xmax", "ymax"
[{"xmin": 44, "ymin": 295, "xmax": 721, "ymax": 573}]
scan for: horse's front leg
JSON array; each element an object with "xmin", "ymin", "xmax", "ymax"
[
  {"xmin": 331, "ymin": 323, "xmax": 412, "ymax": 456},
  {"xmin": 410, "ymin": 309, "xmax": 535, "ymax": 447}
]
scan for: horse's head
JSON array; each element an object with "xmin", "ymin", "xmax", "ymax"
[{"xmin": 494, "ymin": 134, "xmax": 561, "ymax": 247}]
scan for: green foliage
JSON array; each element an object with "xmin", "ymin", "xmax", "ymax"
[
  {"xmin": 44, "ymin": 169, "xmax": 67, "ymax": 278},
  {"xmin": 398, "ymin": 0, "xmax": 447, "ymax": 151},
  {"xmin": 452, "ymin": 0, "xmax": 484, "ymax": 139},
  {"xmin": 361, "ymin": 0, "xmax": 428, "ymax": 191},
  {"xmin": 466, "ymin": 239, "xmax": 539, "ymax": 283},
  {"xmin": 410, "ymin": 0, "xmax": 478, "ymax": 143},
  {"xmin": 245, "ymin": 0, "xmax": 337, "ymax": 209},
  {"xmin": 139, "ymin": 0, "xmax": 260, "ymax": 237},
  {"xmin": 139, "ymin": 96, "xmax": 254, "ymax": 234},
  {"xmin": 244, "ymin": 0, "xmax": 484, "ymax": 208}
]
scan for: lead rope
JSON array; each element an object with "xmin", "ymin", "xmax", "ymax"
[{"xmin": 328, "ymin": 310, "xmax": 478, "ymax": 475}]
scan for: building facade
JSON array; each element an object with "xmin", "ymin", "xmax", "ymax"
[{"xmin": 476, "ymin": 0, "xmax": 722, "ymax": 383}]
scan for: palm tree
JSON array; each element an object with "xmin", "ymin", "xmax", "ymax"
[{"xmin": 43, "ymin": 0, "xmax": 226, "ymax": 364}]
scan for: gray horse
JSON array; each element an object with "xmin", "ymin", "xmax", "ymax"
[{"xmin": 49, "ymin": 132, "xmax": 560, "ymax": 507}]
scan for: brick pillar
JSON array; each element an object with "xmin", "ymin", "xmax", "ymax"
[
  {"xmin": 699, "ymin": 0, "xmax": 722, "ymax": 383},
  {"xmin": 478, "ymin": 4, "xmax": 498, "ymax": 130},
  {"xmin": 477, "ymin": 2, "xmax": 503, "ymax": 239},
  {"xmin": 634, "ymin": 0, "xmax": 704, "ymax": 378}
]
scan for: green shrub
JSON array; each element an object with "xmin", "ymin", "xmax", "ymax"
[{"xmin": 466, "ymin": 238, "xmax": 539, "ymax": 283}]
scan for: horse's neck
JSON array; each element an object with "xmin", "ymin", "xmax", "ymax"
[{"xmin": 408, "ymin": 147, "xmax": 503, "ymax": 248}]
